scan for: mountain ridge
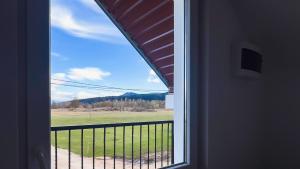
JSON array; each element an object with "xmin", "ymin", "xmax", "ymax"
[{"xmin": 78, "ymin": 92, "xmax": 167, "ymax": 104}]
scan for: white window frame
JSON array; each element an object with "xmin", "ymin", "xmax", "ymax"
[
  {"xmin": 21, "ymin": 0, "xmax": 208, "ymax": 169},
  {"xmin": 170, "ymin": 0, "xmax": 208, "ymax": 168},
  {"xmin": 173, "ymin": 0, "xmax": 186, "ymax": 164}
]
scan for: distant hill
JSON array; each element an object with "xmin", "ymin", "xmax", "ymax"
[{"xmin": 78, "ymin": 92, "xmax": 167, "ymax": 104}]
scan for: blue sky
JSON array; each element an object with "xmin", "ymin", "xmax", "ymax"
[{"xmin": 51, "ymin": 0, "xmax": 167, "ymax": 102}]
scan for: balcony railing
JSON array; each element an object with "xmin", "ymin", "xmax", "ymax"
[{"xmin": 51, "ymin": 120, "xmax": 174, "ymax": 169}]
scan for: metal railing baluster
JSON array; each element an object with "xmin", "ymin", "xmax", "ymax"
[
  {"xmin": 123, "ymin": 126, "xmax": 125, "ymax": 169},
  {"xmin": 104, "ymin": 127, "xmax": 106, "ymax": 169},
  {"xmin": 155, "ymin": 124, "xmax": 157, "ymax": 168},
  {"xmin": 140, "ymin": 125, "xmax": 142, "ymax": 169},
  {"xmin": 55, "ymin": 131, "xmax": 57, "ymax": 169},
  {"xmin": 81, "ymin": 129, "xmax": 84, "ymax": 169},
  {"xmin": 92, "ymin": 128, "xmax": 95, "ymax": 169},
  {"xmin": 147, "ymin": 124, "xmax": 150, "ymax": 169},
  {"xmin": 161, "ymin": 124, "xmax": 163, "ymax": 167},
  {"xmin": 132, "ymin": 125, "xmax": 134, "ymax": 169},
  {"xmin": 167, "ymin": 123, "xmax": 169, "ymax": 165},
  {"xmin": 114, "ymin": 127, "xmax": 116, "ymax": 169},
  {"xmin": 171, "ymin": 123, "xmax": 174, "ymax": 164},
  {"xmin": 68, "ymin": 130, "xmax": 71, "ymax": 169}
]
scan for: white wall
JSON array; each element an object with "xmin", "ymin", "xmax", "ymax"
[
  {"xmin": 207, "ymin": 0, "xmax": 264, "ymax": 168},
  {"xmin": 165, "ymin": 94, "xmax": 174, "ymax": 109},
  {"xmin": 263, "ymin": 45, "xmax": 300, "ymax": 168},
  {"xmin": 3, "ymin": 0, "xmax": 299, "ymax": 168}
]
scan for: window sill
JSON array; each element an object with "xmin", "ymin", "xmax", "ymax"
[{"xmin": 160, "ymin": 163, "xmax": 190, "ymax": 169}]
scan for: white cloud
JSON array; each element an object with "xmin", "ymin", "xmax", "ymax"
[
  {"xmin": 76, "ymin": 91, "xmax": 99, "ymax": 99},
  {"xmin": 51, "ymin": 73, "xmax": 67, "ymax": 84},
  {"xmin": 51, "ymin": 67, "xmax": 115, "ymax": 101},
  {"xmin": 51, "ymin": 52, "xmax": 61, "ymax": 57},
  {"xmin": 147, "ymin": 70, "xmax": 161, "ymax": 83},
  {"xmin": 52, "ymin": 90, "xmax": 123, "ymax": 102},
  {"xmin": 51, "ymin": 1, "xmax": 125, "ymax": 43},
  {"xmin": 78, "ymin": 0, "xmax": 104, "ymax": 14},
  {"xmin": 51, "ymin": 90, "xmax": 74, "ymax": 102},
  {"xmin": 51, "ymin": 73, "xmax": 67, "ymax": 92},
  {"xmin": 51, "ymin": 52, "xmax": 69, "ymax": 61},
  {"xmin": 76, "ymin": 90, "xmax": 123, "ymax": 99},
  {"xmin": 67, "ymin": 67, "xmax": 111, "ymax": 81}
]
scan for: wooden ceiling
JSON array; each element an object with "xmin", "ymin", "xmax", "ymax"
[{"xmin": 96, "ymin": 0, "xmax": 174, "ymax": 92}]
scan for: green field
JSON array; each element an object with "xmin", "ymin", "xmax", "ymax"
[{"xmin": 51, "ymin": 110, "xmax": 173, "ymax": 158}]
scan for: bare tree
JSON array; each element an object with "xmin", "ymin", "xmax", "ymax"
[{"xmin": 69, "ymin": 98, "xmax": 80, "ymax": 109}]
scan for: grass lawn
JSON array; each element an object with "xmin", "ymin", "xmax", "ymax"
[{"xmin": 51, "ymin": 109, "xmax": 173, "ymax": 159}]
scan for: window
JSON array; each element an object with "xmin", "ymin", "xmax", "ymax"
[{"xmin": 50, "ymin": 0, "xmax": 187, "ymax": 168}]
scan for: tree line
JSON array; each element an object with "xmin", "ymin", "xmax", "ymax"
[{"xmin": 51, "ymin": 99, "xmax": 165, "ymax": 112}]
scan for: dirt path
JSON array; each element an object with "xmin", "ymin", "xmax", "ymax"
[{"xmin": 51, "ymin": 146, "xmax": 170, "ymax": 169}]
